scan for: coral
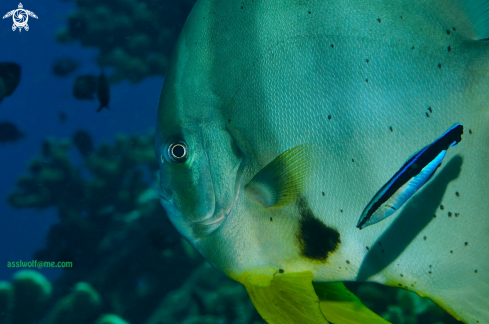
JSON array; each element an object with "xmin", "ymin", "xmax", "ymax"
[{"xmin": 56, "ymin": 0, "xmax": 196, "ymax": 83}]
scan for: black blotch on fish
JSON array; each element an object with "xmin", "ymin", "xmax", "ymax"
[
  {"xmin": 97, "ymin": 72, "xmax": 110, "ymax": 112},
  {"xmin": 426, "ymin": 112, "xmax": 430, "ymax": 117},
  {"xmin": 330, "ymin": 44, "xmax": 334, "ymax": 48},
  {"xmin": 446, "ymin": 29, "xmax": 451, "ymax": 35},
  {"xmin": 0, "ymin": 121, "xmax": 24, "ymax": 143},
  {"xmin": 308, "ymin": 11, "xmax": 311, "ymax": 14},
  {"xmin": 411, "ymin": 46, "xmax": 415, "ymax": 50},
  {"xmin": 469, "ymin": 129, "xmax": 473, "ymax": 134},
  {"xmin": 0, "ymin": 62, "xmax": 21, "ymax": 105},
  {"xmin": 377, "ymin": 18, "xmax": 381, "ymax": 23},
  {"xmin": 438, "ymin": 63, "xmax": 442, "ymax": 69},
  {"xmin": 72, "ymin": 130, "xmax": 94, "ymax": 157},
  {"xmin": 428, "ymin": 107, "xmax": 433, "ymax": 113},
  {"xmin": 389, "ymin": 126, "xmax": 393, "ymax": 132},
  {"xmin": 52, "ymin": 58, "xmax": 79, "ymax": 77},
  {"xmin": 327, "ymin": 114, "xmax": 332, "ymax": 120},
  {"xmin": 296, "ymin": 197, "xmax": 340, "ymax": 262},
  {"xmin": 73, "ymin": 75, "xmax": 98, "ymax": 100},
  {"xmin": 447, "ymin": 45, "xmax": 451, "ymax": 52}
]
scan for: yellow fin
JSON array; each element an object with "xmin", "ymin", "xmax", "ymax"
[
  {"xmin": 237, "ymin": 270, "xmax": 328, "ymax": 324},
  {"xmin": 314, "ymin": 282, "xmax": 391, "ymax": 324},
  {"xmin": 236, "ymin": 270, "xmax": 390, "ymax": 324},
  {"xmin": 245, "ymin": 144, "xmax": 312, "ymax": 207}
]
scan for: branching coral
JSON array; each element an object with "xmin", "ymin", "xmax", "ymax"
[{"xmin": 56, "ymin": 0, "xmax": 196, "ymax": 83}]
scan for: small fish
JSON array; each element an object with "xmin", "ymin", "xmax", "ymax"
[
  {"xmin": 156, "ymin": 0, "xmax": 489, "ymax": 322},
  {"xmin": 0, "ymin": 121, "xmax": 24, "ymax": 143},
  {"xmin": 52, "ymin": 58, "xmax": 79, "ymax": 77},
  {"xmin": 73, "ymin": 75, "xmax": 97, "ymax": 100},
  {"xmin": 96, "ymin": 72, "xmax": 110, "ymax": 112},
  {"xmin": 72, "ymin": 130, "xmax": 94, "ymax": 157},
  {"xmin": 0, "ymin": 62, "xmax": 21, "ymax": 105},
  {"xmin": 357, "ymin": 124, "xmax": 463, "ymax": 230}
]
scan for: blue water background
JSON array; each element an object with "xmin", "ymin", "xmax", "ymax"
[{"xmin": 0, "ymin": 0, "xmax": 163, "ymax": 281}]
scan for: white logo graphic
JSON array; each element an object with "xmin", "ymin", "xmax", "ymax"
[{"xmin": 3, "ymin": 3, "xmax": 37, "ymax": 32}]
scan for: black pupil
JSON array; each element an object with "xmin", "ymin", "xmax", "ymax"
[{"xmin": 172, "ymin": 144, "xmax": 185, "ymax": 158}]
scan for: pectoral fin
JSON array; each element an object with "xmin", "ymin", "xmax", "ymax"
[
  {"xmin": 245, "ymin": 144, "xmax": 312, "ymax": 207},
  {"xmin": 236, "ymin": 270, "xmax": 390, "ymax": 324}
]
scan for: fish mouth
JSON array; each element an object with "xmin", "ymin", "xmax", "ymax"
[{"xmin": 191, "ymin": 157, "xmax": 247, "ymax": 237}]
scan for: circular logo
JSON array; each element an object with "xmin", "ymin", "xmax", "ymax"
[{"xmin": 13, "ymin": 9, "xmax": 28, "ymax": 28}]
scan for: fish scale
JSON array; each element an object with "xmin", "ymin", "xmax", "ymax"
[{"xmin": 156, "ymin": 0, "xmax": 489, "ymax": 322}]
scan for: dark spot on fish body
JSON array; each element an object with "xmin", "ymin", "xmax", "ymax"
[
  {"xmin": 352, "ymin": 159, "xmax": 355, "ymax": 162},
  {"xmin": 446, "ymin": 29, "xmax": 451, "ymax": 35},
  {"xmin": 423, "ymin": 236, "xmax": 427, "ymax": 241},
  {"xmin": 389, "ymin": 126, "xmax": 393, "ymax": 132},
  {"xmin": 440, "ymin": 205, "xmax": 444, "ymax": 210},
  {"xmin": 377, "ymin": 18, "xmax": 381, "ymax": 23},
  {"xmin": 447, "ymin": 45, "xmax": 451, "ymax": 52},
  {"xmin": 322, "ymin": 191, "xmax": 325, "ymax": 196},
  {"xmin": 433, "ymin": 214, "xmax": 437, "ymax": 218},
  {"xmin": 366, "ymin": 246, "xmax": 369, "ymax": 251},
  {"xmin": 365, "ymin": 78, "xmax": 368, "ymax": 83},
  {"xmin": 450, "ymin": 250, "xmax": 453, "ymax": 254},
  {"xmin": 412, "ymin": 46, "xmax": 415, "ymax": 50},
  {"xmin": 438, "ymin": 63, "xmax": 442, "ymax": 69},
  {"xmin": 366, "ymin": 58, "xmax": 369, "ymax": 63},
  {"xmin": 398, "ymin": 283, "xmax": 402, "ymax": 287},
  {"xmin": 428, "ymin": 271, "xmax": 432, "ymax": 274},
  {"xmin": 400, "ymin": 16, "xmax": 403, "ymax": 19},
  {"xmin": 469, "ymin": 129, "xmax": 473, "ymax": 134},
  {"xmin": 270, "ymin": 217, "xmax": 273, "ymax": 222},
  {"xmin": 400, "ymin": 274, "xmax": 404, "ymax": 277},
  {"xmin": 279, "ymin": 269, "xmax": 284, "ymax": 273},
  {"xmin": 475, "ymin": 270, "xmax": 478, "ymax": 273},
  {"xmin": 296, "ymin": 198, "xmax": 340, "ymax": 262},
  {"xmin": 327, "ymin": 115, "xmax": 331, "ymax": 120},
  {"xmin": 228, "ymin": 119, "xmax": 231, "ymax": 123},
  {"xmin": 448, "ymin": 212, "xmax": 452, "ymax": 217},
  {"xmin": 453, "ymin": 27, "xmax": 456, "ymax": 31},
  {"xmin": 240, "ymin": 5, "xmax": 243, "ymax": 9},
  {"xmin": 428, "ymin": 107, "xmax": 432, "ymax": 113},
  {"xmin": 455, "ymin": 213, "xmax": 459, "ymax": 217},
  {"xmin": 330, "ymin": 44, "xmax": 334, "ymax": 48},
  {"xmin": 308, "ymin": 11, "xmax": 311, "ymax": 14},
  {"xmin": 382, "ymin": 250, "xmax": 385, "ymax": 253},
  {"xmin": 346, "ymin": 260, "xmax": 350, "ymax": 264},
  {"xmin": 465, "ymin": 241, "xmax": 468, "ymax": 246},
  {"xmin": 426, "ymin": 112, "xmax": 430, "ymax": 117},
  {"xmin": 455, "ymin": 191, "xmax": 460, "ymax": 197},
  {"xmin": 340, "ymin": 209, "xmax": 343, "ymax": 213}
]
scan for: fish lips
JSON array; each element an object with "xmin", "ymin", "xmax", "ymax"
[{"xmin": 159, "ymin": 157, "xmax": 246, "ymax": 239}]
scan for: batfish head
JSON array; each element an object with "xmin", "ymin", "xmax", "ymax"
[{"xmin": 155, "ymin": 44, "xmax": 245, "ymax": 243}]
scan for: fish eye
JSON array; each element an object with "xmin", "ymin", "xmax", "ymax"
[{"xmin": 167, "ymin": 141, "xmax": 188, "ymax": 163}]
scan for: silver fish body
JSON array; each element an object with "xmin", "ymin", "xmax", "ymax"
[{"xmin": 156, "ymin": 0, "xmax": 489, "ymax": 322}]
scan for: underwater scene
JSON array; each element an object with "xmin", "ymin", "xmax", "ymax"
[{"xmin": 1, "ymin": 0, "xmax": 488, "ymax": 323}]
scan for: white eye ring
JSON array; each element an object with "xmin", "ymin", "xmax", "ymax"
[{"xmin": 167, "ymin": 141, "xmax": 188, "ymax": 163}]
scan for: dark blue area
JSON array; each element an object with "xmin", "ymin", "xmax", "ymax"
[{"xmin": 0, "ymin": 0, "xmax": 163, "ymax": 281}]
